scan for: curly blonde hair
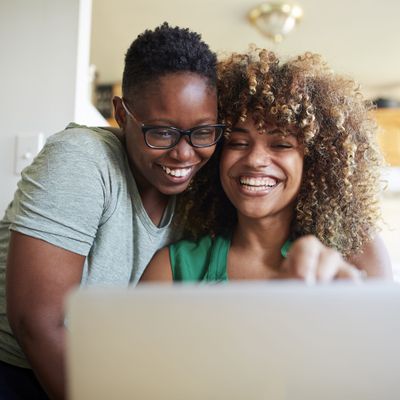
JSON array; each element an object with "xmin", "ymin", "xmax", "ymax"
[{"xmin": 175, "ymin": 48, "xmax": 383, "ymax": 256}]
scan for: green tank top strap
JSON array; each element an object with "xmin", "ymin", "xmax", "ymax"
[
  {"xmin": 169, "ymin": 235, "xmax": 293, "ymax": 282},
  {"xmin": 281, "ymin": 239, "xmax": 292, "ymax": 258}
]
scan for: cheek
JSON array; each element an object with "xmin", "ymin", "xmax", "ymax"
[
  {"xmin": 127, "ymin": 138, "xmax": 166, "ymax": 166},
  {"xmin": 220, "ymin": 147, "xmax": 236, "ymax": 170},
  {"xmin": 285, "ymin": 149, "xmax": 303, "ymax": 173},
  {"xmin": 125, "ymin": 130, "xmax": 145, "ymax": 154},
  {"xmin": 296, "ymin": 155, "xmax": 304, "ymax": 180},
  {"xmin": 219, "ymin": 156, "xmax": 234, "ymax": 194},
  {"xmin": 288, "ymin": 154, "xmax": 304, "ymax": 190},
  {"xmin": 197, "ymin": 146, "xmax": 216, "ymax": 164}
]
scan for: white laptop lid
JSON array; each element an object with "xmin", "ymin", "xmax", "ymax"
[{"xmin": 66, "ymin": 282, "xmax": 400, "ymax": 400}]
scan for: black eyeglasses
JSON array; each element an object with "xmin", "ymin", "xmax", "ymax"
[{"xmin": 121, "ymin": 98, "xmax": 225, "ymax": 149}]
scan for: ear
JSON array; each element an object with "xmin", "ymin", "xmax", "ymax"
[{"xmin": 112, "ymin": 96, "xmax": 126, "ymax": 129}]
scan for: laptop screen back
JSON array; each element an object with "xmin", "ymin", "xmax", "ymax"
[{"xmin": 66, "ymin": 282, "xmax": 400, "ymax": 400}]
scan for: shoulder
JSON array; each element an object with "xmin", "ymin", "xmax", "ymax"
[
  {"xmin": 170, "ymin": 235, "xmax": 228, "ymax": 281},
  {"xmin": 37, "ymin": 124, "xmax": 129, "ymax": 187},
  {"xmin": 46, "ymin": 123, "xmax": 124, "ymax": 161},
  {"xmin": 347, "ymin": 234, "xmax": 393, "ymax": 279},
  {"xmin": 140, "ymin": 235, "xmax": 229, "ymax": 283}
]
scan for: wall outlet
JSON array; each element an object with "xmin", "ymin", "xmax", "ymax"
[{"xmin": 15, "ymin": 133, "xmax": 45, "ymax": 175}]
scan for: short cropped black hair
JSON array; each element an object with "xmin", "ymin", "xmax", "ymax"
[{"xmin": 122, "ymin": 22, "xmax": 217, "ymax": 98}]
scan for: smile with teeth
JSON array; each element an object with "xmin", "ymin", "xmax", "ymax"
[
  {"xmin": 239, "ymin": 176, "xmax": 278, "ymax": 192},
  {"xmin": 161, "ymin": 165, "xmax": 192, "ymax": 178}
]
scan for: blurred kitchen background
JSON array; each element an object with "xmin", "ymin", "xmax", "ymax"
[{"xmin": 1, "ymin": 0, "xmax": 399, "ymax": 276}]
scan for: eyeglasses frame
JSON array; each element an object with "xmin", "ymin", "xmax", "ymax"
[{"xmin": 120, "ymin": 97, "xmax": 225, "ymax": 149}]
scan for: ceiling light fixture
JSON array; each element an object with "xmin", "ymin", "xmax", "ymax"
[{"xmin": 248, "ymin": 1, "xmax": 303, "ymax": 43}]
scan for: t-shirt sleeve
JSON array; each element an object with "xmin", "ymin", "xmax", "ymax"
[
  {"xmin": 169, "ymin": 235, "xmax": 213, "ymax": 281},
  {"xmin": 9, "ymin": 140, "xmax": 108, "ymax": 256}
]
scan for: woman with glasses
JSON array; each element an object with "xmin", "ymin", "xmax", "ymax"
[
  {"xmin": 0, "ymin": 23, "xmax": 222, "ymax": 399},
  {"xmin": 141, "ymin": 48, "xmax": 392, "ymax": 283}
]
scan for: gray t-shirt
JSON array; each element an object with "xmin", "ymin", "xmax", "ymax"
[{"xmin": 0, "ymin": 123, "xmax": 176, "ymax": 368}]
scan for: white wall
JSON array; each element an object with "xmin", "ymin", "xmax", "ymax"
[{"xmin": 0, "ymin": 0, "xmax": 87, "ymax": 214}]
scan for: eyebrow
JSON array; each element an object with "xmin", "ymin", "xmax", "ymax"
[
  {"xmin": 143, "ymin": 118, "xmax": 179, "ymax": 125},
  {"xmin": 230, "ymin": 127, "xmax": 288, "ymax": 135},
  {"xmin": 144, "ymin": 117, "xmax": 217, "ymax": 127}
]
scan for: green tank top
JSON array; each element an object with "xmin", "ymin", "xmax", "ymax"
[{"xmin": 169, "ymin": 235, "xmax": 292, "ymax": 282}]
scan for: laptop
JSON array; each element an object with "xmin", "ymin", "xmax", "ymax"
[{"xmin": 66, "ymin": 282, "xmax": 400, "ymax": 400}]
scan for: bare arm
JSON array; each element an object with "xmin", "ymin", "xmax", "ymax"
[
  {"xmin": 6, "ymin": 231, "xmax": 85, "ymax": 400},
  {"xmin": 139, "ymin": 247, "xmax": 173, "ymax": 282},
  {"xmin": 347, "ymin": 235, "xmax": 392, "ymax": 279}
]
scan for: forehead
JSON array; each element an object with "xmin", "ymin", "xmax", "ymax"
[
  {"xmin": 129, "ymin": 72, "xmax": 218, "ymax": 125},
  {"xmin": 135, "ymin": 73, "xmax": 216, "ymax": 103},
  {"xmin": 232, "ymin": 117, "xmax": 298, "ymax": 136}
]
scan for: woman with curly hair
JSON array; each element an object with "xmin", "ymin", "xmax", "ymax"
[{"xmin": 141, "ymin": 48, "xmax": 392, "ymax": 283}]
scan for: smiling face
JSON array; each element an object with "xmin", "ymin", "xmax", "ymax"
[
  {"xmin": 220, "ymin": 117, "xmax": 304, "ymax": 223},
  {"xmin": 114, "ymin": 72, "xmax": 218, "ymax": 196}
]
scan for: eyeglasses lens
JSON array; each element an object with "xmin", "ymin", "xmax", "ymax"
[{"xmin": 145, "ymin": 126, "xmax": 223, "ymax": 149}]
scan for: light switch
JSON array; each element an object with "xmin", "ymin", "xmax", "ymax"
[{"xmin": 15, "ymin": 133, "xmax": 45, "ymax": 175}]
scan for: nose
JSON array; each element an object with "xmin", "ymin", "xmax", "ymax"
[
  {"xmin": 168, "ymin": 136, "xmax": 196, "ymax": 162},
  {"xmin": 245, "ymin": 143, "xmax": 272, "ymax": 168}
]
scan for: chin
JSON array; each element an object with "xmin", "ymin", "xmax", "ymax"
[{"xmin": 159, "ymin": 182, "xmax": 191, "ymax": 196}]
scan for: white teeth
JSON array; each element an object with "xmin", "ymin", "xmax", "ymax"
[
  {"xmin": 240, "ymin": 176, "xmax": 277, "ymax": 187},
  {"xmin": 241, "ymin": 185, "xmax": 271, "ymax": 192},
  {"xmin": 162, "ymin": 165, "xmax": 191, "ymax": 178}
]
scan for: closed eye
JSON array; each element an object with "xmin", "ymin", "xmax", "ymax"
[
  {"xmin": 149, "ymin": 129, "xmax": 175, "ymax": 138},
  {"xmin": 272, "ymin": 142, "xmax": 294, "ymax": 149},
  {"xmin": 225, "ymin": 129, "xmax": 249, "ymax": 148},
  {"xmin": 225, "ymin": 140, "xmax": 248, "ymax": 148}
]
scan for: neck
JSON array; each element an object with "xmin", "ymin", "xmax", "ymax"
[
  {"xmin": 139, "ymin": 187, "xmax": 170, "ymax": 226},
  {"xmin": 232, "ymin": 210, "xmax": 293, "ymax": 267},
  {"xmin": 235, "ymin": 208, "xmax": 292, "ymax": 242},
  {"xmin": 123, "ymin": 141, "xmax": 169, "ymax": 226}
]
